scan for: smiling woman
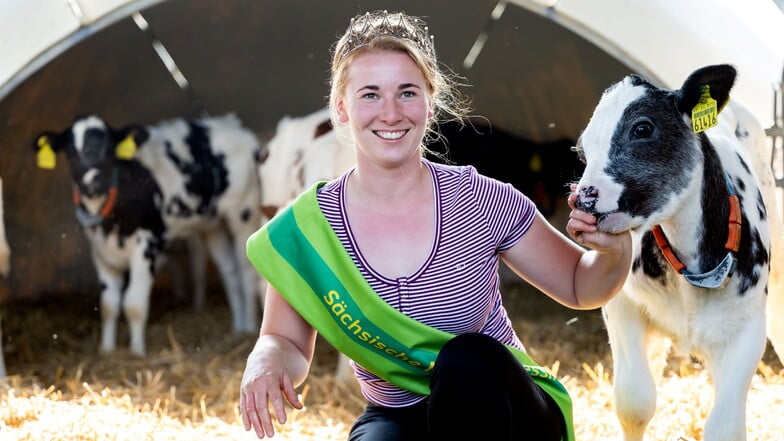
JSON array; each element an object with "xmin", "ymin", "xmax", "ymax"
[{"xmin": 239, "ymin": 9, "xmax": 635, "ymax": 441}]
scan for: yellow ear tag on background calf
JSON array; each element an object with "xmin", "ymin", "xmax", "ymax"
[
  {"xmin": 529, "ymin": 152, "xmax": 543, "ymax": 173},
  {"xmin": 116, "ymin": 135, "xmax": 137, "ymax": 159},
  {"xmin": 36, "ymin": 136, "xmax": 56, "ymax": 169},
  {"xmin": 691, "ymin": 85, "xmax": 718, "ymax": 133}
]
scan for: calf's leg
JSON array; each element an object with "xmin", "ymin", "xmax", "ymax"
[
  {"xmin": 94, "ymin": 258, "xmax": 125, "ymax": 353},
  {"xmin": 226, "ymin": 213, "xmax": 261, "ymax": 333},
  {"xmin": 603, "ymin": 294, "xmax": 658, "ymax": 441},
  {"xmin": 703, "ymin": 313, "xmax": 766, "ymax": 441},
  {"xmin": 187, "ymin": 235, "xmax": 207, "ymax": 311},
  {"xmin": 123, "ymin": 247, "xmax": 156, "ymax": 356},
  {"xmin": 204, "ymin": 227, "xmax": 245, "ymax": 333}
]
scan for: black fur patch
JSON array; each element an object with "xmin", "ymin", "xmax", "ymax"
[
  {"xmin": 164, "ymin": 122, "xmax": 230, "ymax": 217},
  {"xmin": 604, "ymin": 88, "xmax": 697, "ymax": 219},
  {"xmin": 635, "ymin": 231, "xmax": 668, "ymax": 284}
]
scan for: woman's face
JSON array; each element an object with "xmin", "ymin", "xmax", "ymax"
[{"xmin": 337, "ymin": 50, "xmax": 432, "ymax": 169}]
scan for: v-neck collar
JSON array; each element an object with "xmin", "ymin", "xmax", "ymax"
[{"xmin": 339, "ymin": 159, "xmax": 441, "ymax": 283}]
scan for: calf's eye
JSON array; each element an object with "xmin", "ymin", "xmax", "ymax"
[{"xmin": 631, "ymin": 122, "xmax": 653, "ymax": 139}]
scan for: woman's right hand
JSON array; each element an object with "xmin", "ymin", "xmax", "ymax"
[
  {"xmin": 239, "ymin": 285, "xmax": 317, "ymax": 438},
  {"xmin": 240, "ymin": 335, "xmax": 304, "ymax": 438}
]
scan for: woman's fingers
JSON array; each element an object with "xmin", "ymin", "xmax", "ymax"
[
  {"xmin": 240, "ymin": 372, "xmax": 292, "ymax": 439},
  {"xmin": 282, "ymin": 372, "xmax": 303, "ymax": 411},
  {"xmin": 255, "ymin": 390, "xmax": 277, "ymax": 438}
]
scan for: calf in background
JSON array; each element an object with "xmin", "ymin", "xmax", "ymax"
[
  {"xmin": 258, "ymin": 108, "xmax": 353, "ymax": 219},
  {"xmin": 34, "ymin": 113, "xmax": 263, "ymax": 355},
  {"xmin": 573, "ymin": 64, "xmax": 783, "ymax": 441}
]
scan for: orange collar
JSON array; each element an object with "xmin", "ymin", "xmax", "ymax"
[
  {"xmin": 652, "ymin": 188, "xmax": 741, "ymax": 277},
  {"xmin": 72, "ymin": 168, "xmax": 119, "ymax": 227}
]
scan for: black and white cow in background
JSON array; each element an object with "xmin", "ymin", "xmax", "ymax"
[
  {"xmin": 34, "ymin": 113, "xmax": 263, "ymax": 355},
  {"xmin": 258, "ymin": 108, "xmax": 353, "ymax": 219},
  {"xmin": 573, "ymin": 64, "xmax": 784, "ymax": 441}
]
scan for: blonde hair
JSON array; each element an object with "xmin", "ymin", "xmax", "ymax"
[{"xmin": 328, "ymin": 11, "xmax": 470, "ymax": 149}]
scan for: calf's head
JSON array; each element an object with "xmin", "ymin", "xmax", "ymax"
[
  {"xmin": 35, "ymin": 115, "xmax": 148, "ymax": 197},
  {"xmin": 573, "ymin": 64, "xmax": 736, "ymax": 233},
  {"xmin": 258, "ymin": 112, "xmax": 334, "ymax": 218}
]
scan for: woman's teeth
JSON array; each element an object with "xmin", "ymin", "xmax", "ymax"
[{"xmin": 375, "ymin": 130, "xmax": 406, "ymax": 140}]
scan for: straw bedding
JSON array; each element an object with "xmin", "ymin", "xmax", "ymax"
[{"xmin": 1, "ymin": 281, "xmax": 782, "ymax": 440}]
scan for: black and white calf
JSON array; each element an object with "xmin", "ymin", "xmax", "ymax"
[
  {"xmin": 573, "ymin": 64, "xmax": 783, "ymax": 441},
  {"xmin": 35, "ymin": 114, "xmax": 263, "ymax": 355}
]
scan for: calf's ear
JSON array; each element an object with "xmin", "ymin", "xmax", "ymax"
[
  {"xmin": 33, "ymin": 131, "xmax": 64, "ymax": 170},
  {"xmin": 676, "ymin": 64, "xmax": 736, "ymax": 116},
  {"xmin": 114, "ymin": 125, "xmax": 150, "ymax": 160}
]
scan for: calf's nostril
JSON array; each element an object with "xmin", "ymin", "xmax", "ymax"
[
  {"xmin": 580, "ymin": 185, "xmax": 599, "ymax": 198},
  {"xmin": 575, "ymin": 186, "xmax": 598, "ymax": 213}
]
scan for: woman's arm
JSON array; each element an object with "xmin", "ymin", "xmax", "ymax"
[
  {"xmin": 501, "ymin": 193, "xmax": 632, "ymax": 310},
  {"xmin": 240, "ymin": 284, "xmax": 318, "ymax": 438}
]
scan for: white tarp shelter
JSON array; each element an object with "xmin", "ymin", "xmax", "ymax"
[
  {"xmin": 3, "ymin": 0, "xmax": 783, "ymax": 125},
  {"xmin": 512, "ymin": 0, "xmax": 784, "ymax": 128}
]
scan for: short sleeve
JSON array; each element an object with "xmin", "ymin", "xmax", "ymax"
[{"xmin": 467, "ymin": 167, "xmax": 538, "ymax": 251}]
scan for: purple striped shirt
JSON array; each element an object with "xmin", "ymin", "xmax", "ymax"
[{"xmin": 316, "ymin": 159, "xmax": 537, "ymax": 407}]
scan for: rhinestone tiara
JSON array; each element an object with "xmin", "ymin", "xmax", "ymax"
[{"xmin": 338, "ymin": 10, "xmax": 436, "ymax": 63}]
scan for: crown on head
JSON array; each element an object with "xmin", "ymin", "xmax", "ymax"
[{"xmin": 339, "ymin": 10, "xmax": 436, "ymax": 64}]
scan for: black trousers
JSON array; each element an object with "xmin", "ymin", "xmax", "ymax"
[{"xmin": 347, "ymin": 333, "xmax": 566, "ymax": 441}]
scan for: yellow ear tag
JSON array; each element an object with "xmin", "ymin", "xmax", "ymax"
[
  {"xmin": 529, "ymin": 152, "xmax": 543, "ymax": 173},
  {"xmin": 36, "ymin": 136, "xmax": 56, "ymax": 169},
  {"xmin": 691, "ymin": 85, "xmax": 718, "ymax": 133},
  {"xmin": 116, "ymin": 135, "xmax": 137, "ymax": 160}
]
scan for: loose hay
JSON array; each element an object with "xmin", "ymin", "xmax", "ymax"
[{"xmin": 1, "ymin": 286, "xmax": 782, "ymax": 440}]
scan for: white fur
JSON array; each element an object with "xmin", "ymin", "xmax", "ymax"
[
  {"xmin": 577, "ymin": 79, "xmax": 781, "ymax": 441},
  {"xmin": 78, "ymin": 114, "xmax": 263, "ymax": 355},
  {"xmin": 259, "ymin": 108, "xmax": 355, "ymax": 210}
]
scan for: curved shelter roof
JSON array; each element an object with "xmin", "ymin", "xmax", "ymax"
[{"xmin": 1, "ymin": 0, "xmax": 782, "ymax": 299}]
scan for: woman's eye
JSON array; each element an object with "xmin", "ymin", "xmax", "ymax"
[
  {"xmin": 631, "ymin": 122, "xmax": 653, "ymax": 139},
  {"xmin": 361, "ymin": 92, "xmax": 378, "ymax": 100}
]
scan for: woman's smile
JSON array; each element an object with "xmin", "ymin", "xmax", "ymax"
[{"xmin": 374, "ymin": 129, "xmax": 409, "ymax": 140}]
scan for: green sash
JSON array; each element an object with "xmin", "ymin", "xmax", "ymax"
[{"xmin": 246, "ymin": 182, "xmax": 575, "ymax": 441}]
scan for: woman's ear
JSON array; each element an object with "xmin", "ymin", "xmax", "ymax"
[{"xmin": 336, "ymin": 99, "xmax": 349, "ymax": 123}]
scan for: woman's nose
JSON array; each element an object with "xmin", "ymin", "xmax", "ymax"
[{"xmin": 380, "ymin": 99, "xmax": 403, "ymax": 123}]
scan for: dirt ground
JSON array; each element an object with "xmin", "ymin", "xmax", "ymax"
[{"xmin": 0, "ymin": 277, "xmax": 783, "ymax": 440}]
